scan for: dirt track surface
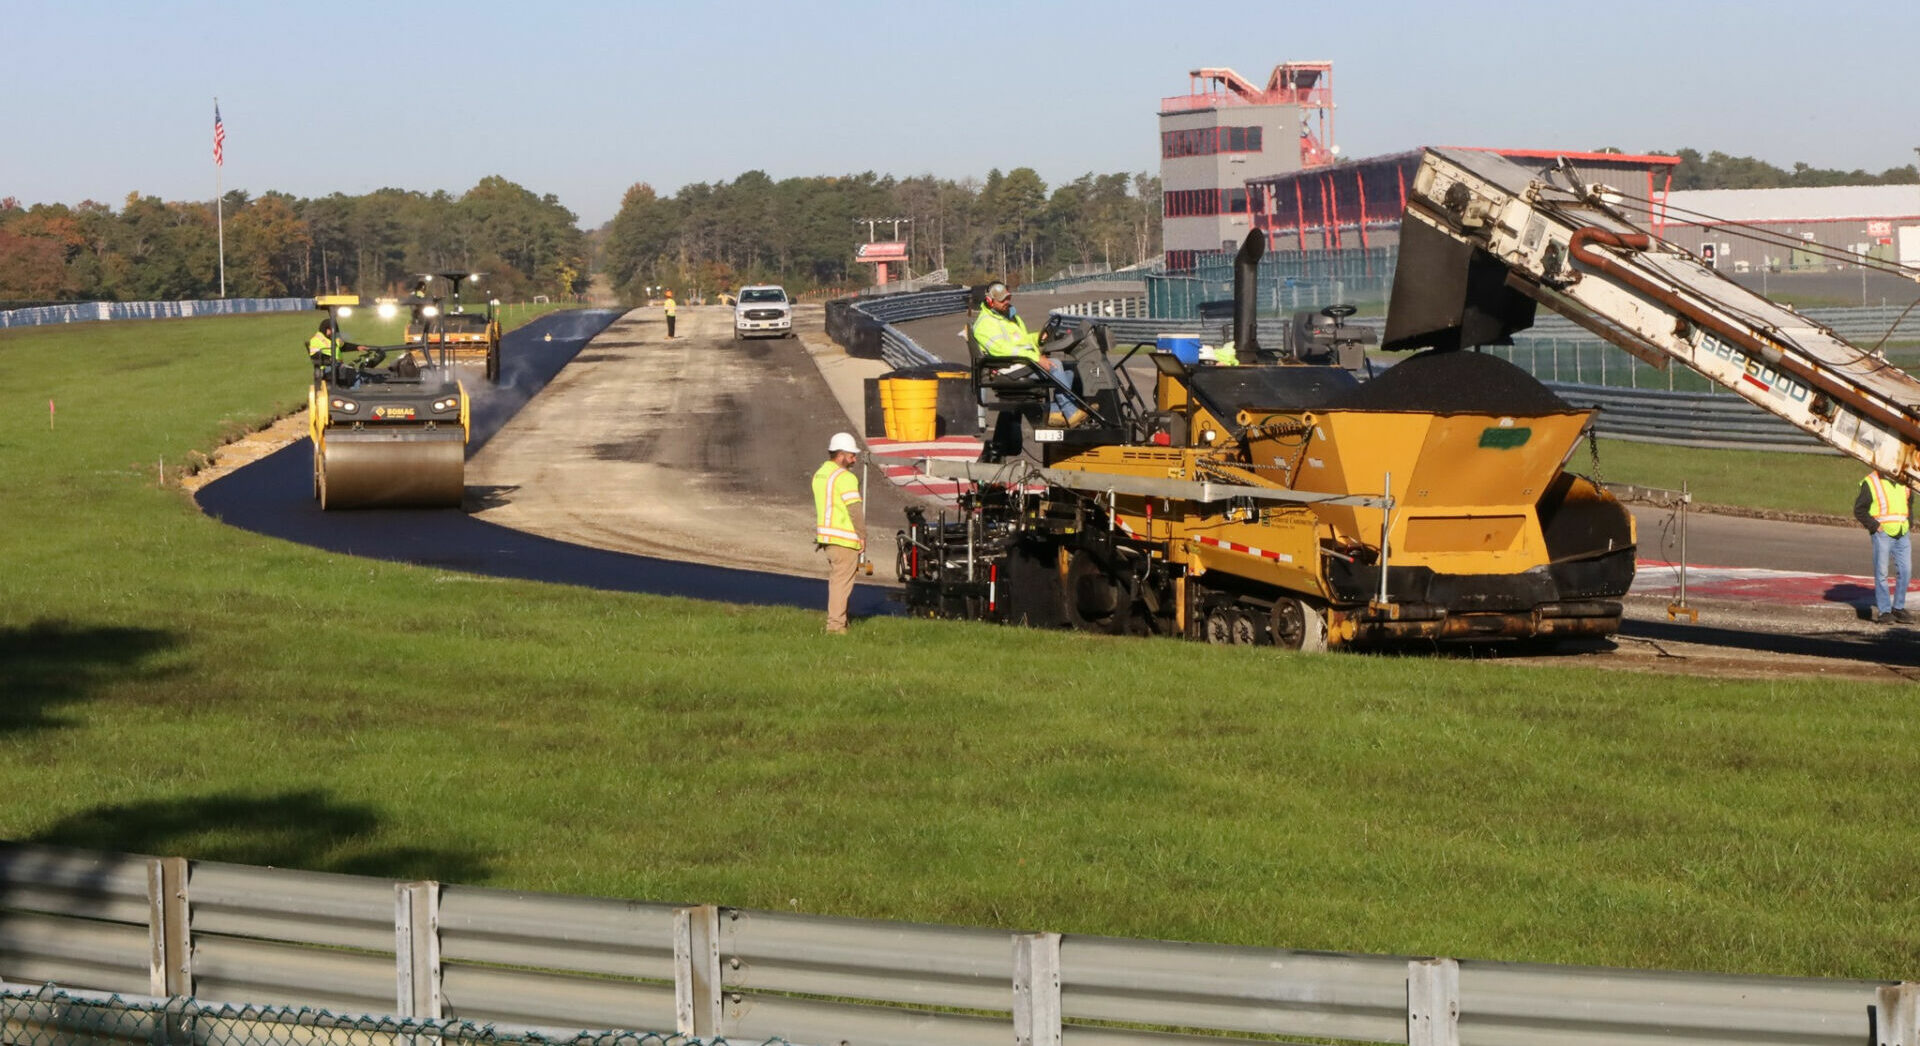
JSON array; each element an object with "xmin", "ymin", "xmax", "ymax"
[{"xmin": 467, "ymin": 305, "xmax": 910, "ymax": 578}]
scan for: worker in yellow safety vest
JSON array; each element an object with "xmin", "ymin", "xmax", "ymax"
[
  {"xmin": 663, "ymin": 290, "xmax": 677, "ymax": 339},
  {"xmin": 812, "ymin": 432, "xmax": 865, "ymax": 634},
  {"xmin": 972, "ymin": 282, "xmax": 1081, "ymax": 460},
  {"xmin": 1199, "ymin": 342, "xmax": 1240, "ymax": 366},
  {"xmin": 307, "ymin": 317, "xmax": 359, "ymax": 364},
  {"xmin": 1853, "ymin": 470, "xmax": 1916, "ymax": 623}
]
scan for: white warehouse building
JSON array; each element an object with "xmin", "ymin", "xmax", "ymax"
[{"xmin": 1658, "ymin": 185, "xmax": 1920, "ymax": 273}]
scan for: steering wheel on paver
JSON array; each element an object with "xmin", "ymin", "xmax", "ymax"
[{"xmin": 1040, "ymin": 315, "xmax": 1088, "ymax": 357}]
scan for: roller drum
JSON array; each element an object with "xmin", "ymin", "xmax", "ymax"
[{"xmin": 318, "ymin": 431, "xmax": 464, "ymax": 510}]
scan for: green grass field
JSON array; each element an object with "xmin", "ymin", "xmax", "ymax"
[
  {"xmin": 1594, "ymin": 439, "xmax": 1862, "ymax": 517},
  {"xmin": 2, "ymin": 313, "xmax": 1916, "ymax": 985}
]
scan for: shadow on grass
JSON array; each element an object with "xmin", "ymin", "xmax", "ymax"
[
  {"xmin": 23, "ymin": 789, "xmax": 491, "ymax": 882},
  {"xmin": 0, "ymin": 620, "xmax": 181, "ymax": 734}
]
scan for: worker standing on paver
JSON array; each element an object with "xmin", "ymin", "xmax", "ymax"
[
  {"xmin": 1854, "ymin": 470, "xmax": 1916, "ymax": 623},
  {"xmin": 812, "ymin": 432, "xmax": 864, "ymax": 634},
  {"xmin": 663, "ymin": 290, "xmax": 677, "ymax": 339}
]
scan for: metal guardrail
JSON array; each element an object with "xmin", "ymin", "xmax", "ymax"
[
  {"xmin": 0, "ymin": 297, "xmax": 313, "ymax": 329},
  {"xmin": 2, "ymin": 842, "xmax": 1913, "ymax": 1046},
  {"xmin": 1044, "ymin": 296, "xmax": 1150, "ymax": 320},
  {"xmin": 1044, "ymin": 297, "xmax": 1297, "ymax": 347},
  {"xmin": 826, "ymin": 288, "xmax": 968, "ymax": 370},
  {"xmin": 1525, "ymin": 303, "xmax": 1920, "ymax": 342},
  {"xmin": 1018, "ymin": 270, "xmax": 1155, "ymax": 293},
  {"xmin": 1546, "ymin": 382, "xmax": 1835, "ymax": 452}
]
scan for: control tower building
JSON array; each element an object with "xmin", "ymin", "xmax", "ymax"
[{"xmin": 1159, "ymin": 62, "xmax": 1336, "ymax": 271}]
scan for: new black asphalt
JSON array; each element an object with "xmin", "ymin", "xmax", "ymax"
[{"xmin": 196, "ymin": 309, "xmax": 898, "ymax": 617}]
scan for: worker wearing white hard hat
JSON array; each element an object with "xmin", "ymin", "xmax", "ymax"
[{"xmin": 812, "ymin": 432, "xmax": 865, "ymax": 633}]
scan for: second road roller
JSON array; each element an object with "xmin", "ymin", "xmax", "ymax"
[
  {"xmin": 308, "ymin": 294, "xmax": 469, "ymax": 510},
  {"xmin": 404, "ymin": 272, "xmax": 503, "ymax": 382}
]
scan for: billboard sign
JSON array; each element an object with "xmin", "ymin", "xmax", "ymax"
[
  {"xmin": 856, "ymin": 241, "xmax": 908, "ymax": 262},
  {"xmin": 1868, "ymin": 220, "xmax": 1893, "ymax": 237}
]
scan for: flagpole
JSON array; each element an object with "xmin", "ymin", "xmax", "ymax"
[{"xmin": 215, "ymin": 97, "xmax": 226, "ymax": 298}]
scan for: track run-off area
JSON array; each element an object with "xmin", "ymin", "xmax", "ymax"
[{"xmin": 195, "ymin": 295, "xmax": 1920, "ymax": 682}]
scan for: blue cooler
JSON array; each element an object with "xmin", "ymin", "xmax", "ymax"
[{"xmin": 1156, "ymin": 334, "xmax": 1201, "ymax": 365}]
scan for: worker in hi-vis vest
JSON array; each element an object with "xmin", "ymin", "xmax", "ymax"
[
  {"xmin": 307, "ymin": 317, "xmax": 359, "ymax": 363},
  {"xmin": 1853, "ymin": 470, "xmax": 1917, "ymax": 624},
  {"xmin": 663, "ymin": 290, "xmax": 677, "ymax": 339},
  {"xmin": 973, "ymin": 282, "xmax": 1081, "ymax": 426},
  {"xmin": 812, "ymin": 432, "xmax": 865, "ymax": 634}
]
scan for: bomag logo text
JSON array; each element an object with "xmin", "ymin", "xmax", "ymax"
[{"xmin": 1697, "ymin": 333, "xmax": 1810, "ymax": 404}]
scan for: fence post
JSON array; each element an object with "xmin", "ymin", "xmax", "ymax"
[
  {"xmin": 674, "ymin": 905, "xmax": 722, "ymax": 1038},
  {"xmin": 1013, "ymin": 932, "xmax": 1062, "ymax": 1046},
  {"xmin": 1878, "ymin": 983, "xmax": 1918, "ymax": 1046},
  {"xmin": 394, "ymin": 882, "xmax": 441, "ymax": 1019},
  {"xmin": 1407, "ymin": 958, "xmax": 1459, "ymax": 1046},
  {"xmin": 146, "ymin": 857, "xmax": 191, "ymax": 997}
]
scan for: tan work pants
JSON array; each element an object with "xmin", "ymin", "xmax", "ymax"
[{"xmin": 824, "ymin": 544, "xmax": 860, "ymax": 633}]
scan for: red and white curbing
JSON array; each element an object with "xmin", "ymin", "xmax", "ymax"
[
  {"xmin": 864, "ymin": 435, "xmax": 987, "ymax": 503},
  {"xmin": 865, "ymin": 435, "xmax": 1045, "ymax": 504},
  {"xmin": 1631, "ymin": 560, "xmax": 1916, "ymax": 607}
]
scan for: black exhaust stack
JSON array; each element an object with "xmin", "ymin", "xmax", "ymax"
[{"xmin": 1233, "ymin": 230, "xmax": 1264, "ymax": 360}]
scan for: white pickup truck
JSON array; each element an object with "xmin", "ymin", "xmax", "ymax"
[{"xmin": 733, "ymin": 285, "xmax": 793, "ymax": 339}]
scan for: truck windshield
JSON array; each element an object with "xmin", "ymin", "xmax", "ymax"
[{"xmin": 740, "ymin": 288, "xmax": 786, "ymax": 303}]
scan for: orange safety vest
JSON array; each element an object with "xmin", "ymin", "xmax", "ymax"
[
  {"xmin": 812, "ymin": 461, "xmax": 862, "ymax": 548},
  {"xmin": 1866, "ymin": 473, "xmax": 1911, "ymax": 537}
]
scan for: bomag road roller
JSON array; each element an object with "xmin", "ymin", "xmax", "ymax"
[
  {"xmin": 896, "ymin": 230, "xmax": 1634, "ymax": 650},
  {"xmin": 309, "ymin": 294, "xmax": 470, "ymax": 510},
  {"xmin": 404, "ymin": 272, "xmax": 502, "ymax": 382}
]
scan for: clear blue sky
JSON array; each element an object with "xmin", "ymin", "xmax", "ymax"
[{"xmin": 5, "ymin": 0, "xmax": 1916, "ymax": 228}]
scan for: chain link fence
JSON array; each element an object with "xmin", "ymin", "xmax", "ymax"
[
  {"xmin": 1147, "ymin": 247, "xmax": 1398, "ymax": 318},
  {"xmin": 0, "ymin": 985, "xmax": 784, "ymax": 1046}
]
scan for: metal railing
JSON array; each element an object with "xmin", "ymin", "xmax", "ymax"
[
  {"xmin": 2, "ymin": 842, "xmax": 1912, "ymax": 1046},
  {"xmin": 1545, "ymin": 381, "xmax": 1833, "ymax": 452},
  {"xmin": 1047, "ymin": 306, "xmax": 1294, "ymax": 348},
  {"xmin": 1018, "ymin": 269, "xmax": 1155, "ymax": 293},
  {"xmin": 825, "ymin": 288, "xmax": 968, "ymax": 370},
  {"xmin": 1523, "ymin": 303, "xmax": 1920, "ymax": 343},
  {"xmin": 0, "ymin": 297, "xmax": 313, "ymax": 329},
  {"xmin": 1045, "ymin": 297, "xmax": 1151, "ymax": 320}
]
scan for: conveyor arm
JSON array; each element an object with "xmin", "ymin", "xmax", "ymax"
[{"xmin": 1384, "ymin": 147, "xmax": 1920, "ymax": 484}]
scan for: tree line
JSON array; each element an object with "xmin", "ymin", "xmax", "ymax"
[
  {"xmin": 1656, "ymin": 149, "xmax": 1920, "ymax": 191},
  {"xmin": 0, "ymin": 176, "xmax": 587, "ymax": 305},
  {"xmin": 602, "ymin": 168, "xmax": 1162, "ymax": 302},
  {"xmin": 9, "ymin": 146, "xmax": 1913, "ymax": 308}
]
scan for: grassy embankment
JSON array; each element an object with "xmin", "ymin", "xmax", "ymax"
[
  {"xmin": 1593, "ymin": 439, "xmax": 1862, "ymax": 517},
  {"xmin": 1, "ymin": 312, "xmax": 1916, "ymax": 985}
]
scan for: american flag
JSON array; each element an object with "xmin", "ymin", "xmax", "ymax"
[{"xmin": 213, "ymin": 102, "xmax": 225, "ymax": 167}]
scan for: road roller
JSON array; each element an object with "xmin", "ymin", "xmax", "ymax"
[
  {"xmin": 308, "ymin": 295, "xmax": 470, "ymax": 510},
  {"xmin": 403, "ymin": 272, "xmax": 502, "ymax": 382}
]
